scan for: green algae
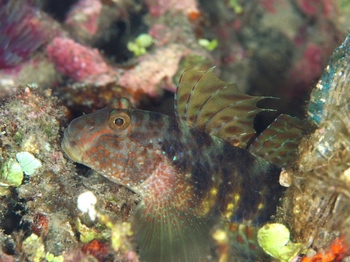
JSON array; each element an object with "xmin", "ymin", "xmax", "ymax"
[{"xmin": 0, "ymin": 158, "xmax": 24, "ymax": 188}]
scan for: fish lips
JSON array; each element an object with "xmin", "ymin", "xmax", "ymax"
[{"xmin": 61, "ymin": 130, "xmax": 83, "ymax": 163}]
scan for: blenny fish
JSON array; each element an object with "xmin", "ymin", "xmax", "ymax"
[{"xmin": 62, "ymin": 68, "xmax": 301, "ymax": 262}]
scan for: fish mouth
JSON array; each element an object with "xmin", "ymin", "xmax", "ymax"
[{"xmin": 61, "ymin": 135, "xmax": 83, "ymax": 163}]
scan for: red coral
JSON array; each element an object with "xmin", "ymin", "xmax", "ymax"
[{"xmin": 46, "ymin": 37, "xmax": 116, "ymax": 84}]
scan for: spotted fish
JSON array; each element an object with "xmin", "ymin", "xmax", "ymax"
[{"xmin": 62, "ymin": 68, "xmax": 302, "ymax": 262}]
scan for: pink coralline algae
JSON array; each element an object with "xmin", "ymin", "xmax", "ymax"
[
  {"xmin": 287, "ymin": 43, "xmax": 324, "ymax": 96},
  {"xmin": 64, "ymin": 0, "xmax": 102, "ymax": 38},
  {"xmin": 145, "ymin": 0, "xmax": 199, "ymax": 17},
  {"xmin": 0, "ymin": 1, "xmax": 53, "ymax": 69},
  {"xmin": 118, "ymin": 44, "xmax": 190, "ymax": 97},
  {"xmin": 296, "ymin": 0, "xmax": 334, "ymax": 17},
  {"xmin": 46, "ymin": 37, "xmax": 116, "ymax": 85},
  {"xmin": 260, "ymin": 0, "xmax": 280, "ymax": 13}
]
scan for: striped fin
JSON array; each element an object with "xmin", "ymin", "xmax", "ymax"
[
  {"xmin": 248, "ymin": 114, "xmax": 306, "ymax": 167},
  {"xmin": 175, "ymin": 68, "xmax": 268, "ymax": 147}
]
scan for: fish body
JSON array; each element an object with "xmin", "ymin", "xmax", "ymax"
[{"xmin": 62, "ymin": 68, "xmax": 293, "ymax": 261}]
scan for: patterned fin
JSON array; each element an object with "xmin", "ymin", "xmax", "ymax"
[
  {"xmin": 248, "ymin": 114, "xmax": 305, "ymax": 167},
  {"xmin": 227, "ymin": 223, "xmax": 266, "ymax": 262},
  {"xmin": 132, "ymin": 199, "xmax": 215, "ymax": 262},
  {"xmin": 175, "ymin": 68, "xmax": 268, "ymax": 147}
]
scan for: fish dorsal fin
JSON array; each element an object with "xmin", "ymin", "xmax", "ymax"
[
  {"xmin": 175, "ymin": 67, "xmax": 267, "ymax": 147},
  {"xmin": 248, "ymin": 114, "xmax": 306, "ymax": 167}
]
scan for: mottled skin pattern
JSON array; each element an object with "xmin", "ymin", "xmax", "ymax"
[{"xmin": 62, "ymin": 98, "xmax": 283, "ymax": 262}]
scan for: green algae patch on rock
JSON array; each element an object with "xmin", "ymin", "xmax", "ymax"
[
  {"xmin": 0, "ymin": 158, "xmax": 24, "ymax": 187},
  {"xmin": 22, "ymin": 233, "xmax": 46, "ymax": 262},
  {"xmin": 76, "ymin": 218, "xmax": 106, "ymax": 244},
  {"xmin": 110, "ymin": 221, "xmax": 133, "ymax": 252}
]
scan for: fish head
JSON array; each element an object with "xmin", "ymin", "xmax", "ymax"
[{"xmin": 62, "ymin": 98, "xmax": 166, "ymax": 189}]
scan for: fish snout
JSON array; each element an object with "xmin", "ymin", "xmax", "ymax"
[{"xmin": 61, "ymin": 130, "xmax": 83, "ymax": 163}]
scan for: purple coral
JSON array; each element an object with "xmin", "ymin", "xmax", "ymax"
[{"xmin": 0, "ymin": 0, "xmax": 52, "ymax": 69}]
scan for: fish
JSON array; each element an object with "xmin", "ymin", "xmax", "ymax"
[{"xmin": 62, "ymin": 68, "xmax": 303, "ymax": 262}]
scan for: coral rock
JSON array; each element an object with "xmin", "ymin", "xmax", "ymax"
[
  {"xmin": 119, "ymin": 44, "xmax": 190, "ymax": 97},
  {"xmin": 46, "ymin": 37, "xmax": 116, "ymax": 85},
  {"xmin": 145, "ymin": 0, "xmax": 199, "ymax": 17}
]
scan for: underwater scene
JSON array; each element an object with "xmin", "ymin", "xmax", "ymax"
[{"xmin": 1, "ymin": 0, "xmax": 350, "ymax": 261}]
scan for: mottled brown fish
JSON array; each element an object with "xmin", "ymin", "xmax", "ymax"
[{"xmin": 62, "ymin": 68, "xmax": 302, "ymax": 262}]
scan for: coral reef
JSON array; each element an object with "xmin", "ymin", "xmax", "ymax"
[
  {"xmin": 0, "ymin": 86, "xmax": 139, "ymax": 260},
  {"xmin": 1, "ymin": 0, "xmax": 350, "ymax": 261},
  {"xmin": 64, "ymin": 0, "xmax": 103, "ymax": 40},
  {"xmin": 0, "ymin": 1, "xmax": 54, "ymax": 69},
  {"xmin": 46, "ymin": 37, "xmax": 117, "ymax": 85},
  {"xmin": 0, "ymin": 0, "xmax": 345, "ymax": 115},
  {"xmin": 0, "ymin": 0, "xmax": 62, "ymax": 97},
  {"xmin": 276, "ymin": 33, "xmax": 350, "ymax": 261}
]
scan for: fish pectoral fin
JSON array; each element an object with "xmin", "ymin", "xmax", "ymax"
[
  {"xmin": 175, "ymin": 68, "xmax": 269, "ymax": 148},
  {"xmin": 132, "ymin": 199, "xmax": 215, "ymax": 262},
  {"xmin": 248, "ymin": 114, "xmax": 307, "ymax": 167}
]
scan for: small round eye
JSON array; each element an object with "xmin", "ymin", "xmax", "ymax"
[
  {"xmin": 108, "ymin": 112, "xmax": 130, "ymax": 130},
  {"xmin": 114, "ymin": 117, "xmax": 124, "ymax": 126}
]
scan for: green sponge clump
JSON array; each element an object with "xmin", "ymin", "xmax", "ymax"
[
  {"xmin": 198, "ymin": 38, "xmax": 218, "ymax": 51},
  {"xmin": 127, "ymin": 34, "xmax": 154, "ymax": 57}
]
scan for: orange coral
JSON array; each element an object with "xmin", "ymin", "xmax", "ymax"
[
  {"xmin": 301, "ymin": 238, "xmax": 348, "ymax": 262},
  {"xmin": 82, "ymin": 239, "xmax": 110, "ymax": 262}
]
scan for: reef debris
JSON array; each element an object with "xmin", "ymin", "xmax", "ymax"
[
  {"xmin": 277, "ymin": 33, "xmax": 350, "ymax": 261},
  {"xmin": 0, "ymin": 86, "xmax": 139, "ymax": 260}
]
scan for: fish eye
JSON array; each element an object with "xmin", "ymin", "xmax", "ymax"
[
  {"xmin": 108, "ymin": 112, "xmax": 130, "ymax": 130},
  {"xmin": 114, "ymin": 117, "xmax": 124, "ymax": 126}
]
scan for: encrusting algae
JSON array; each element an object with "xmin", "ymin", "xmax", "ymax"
[
  {"xmin": 62, "ymin": 68, "xmax": 303, "ymax": 262},
  {"xmin": 0, "ymin": 85, "xmax": 140, "ymax": 261}
]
